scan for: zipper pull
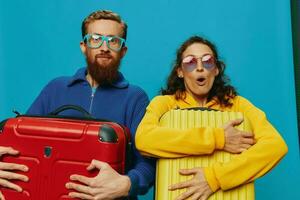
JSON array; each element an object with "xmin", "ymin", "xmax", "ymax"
[{"xmin": 91, "ymin": 87, "xmax": 97, "ymax": 97}]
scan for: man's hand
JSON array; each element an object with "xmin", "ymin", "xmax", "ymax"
[
  {"xmin": 169, "ymin": 168, "xmax": 213, "ymax": 200},
  {"xmin": 66, "ymin": 159, "xmax": 131, "ymax": 200},
  {"xmin": 223, "ymin": 118, "xmax": 255, "ymax": 153},
  {"xmin": 0, "ymin": 146, "xmax": 29, "ymax": 199}
]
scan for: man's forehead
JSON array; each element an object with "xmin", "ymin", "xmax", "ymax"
[{"xmin": 86, "ymin": 19, "xmax": 124, "ymax": 36}]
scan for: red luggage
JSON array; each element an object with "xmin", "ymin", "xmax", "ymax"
[{"xmin": 0, "ymin": 105, "xmax": 131, "ymax": 199}]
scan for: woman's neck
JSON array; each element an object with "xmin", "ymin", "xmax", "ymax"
[
  {"xmin": 197, "ymin": 98, "xmax": 207, "ymax": 107},
  {"xmin": 188, "ymin": 91, "xmax": 208, "ymax": 107}
]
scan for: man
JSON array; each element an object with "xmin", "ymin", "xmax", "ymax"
[{"xmin": 1, "ymin": 10, "xmax": 155, "ymax": 199}]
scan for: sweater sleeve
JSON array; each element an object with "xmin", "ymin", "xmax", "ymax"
[
  {"xmin": 204, "ymin": 96, "xmax": 288, "ymax": 192},
  {"xmin": 136, "ymin": 96, "xmax": 225, "ymax": 158}
]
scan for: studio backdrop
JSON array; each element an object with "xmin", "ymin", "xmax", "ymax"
[{"xmin": 0, "ymin": 0, "xmax": 299, "ymax": 199}]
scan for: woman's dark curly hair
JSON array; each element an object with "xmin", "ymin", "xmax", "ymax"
[{"xmin": 161, "ymin": 36, "xmax": 237, "ymax": 107}]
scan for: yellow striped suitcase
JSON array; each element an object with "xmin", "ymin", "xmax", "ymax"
[{"xmin": 156, "ymin": 108, "xmax": 255, "ymax": 200}]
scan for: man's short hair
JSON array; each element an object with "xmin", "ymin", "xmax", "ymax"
[{"xmin": 81, "ymin": 10, "xmax": 128, "ymax": 40}]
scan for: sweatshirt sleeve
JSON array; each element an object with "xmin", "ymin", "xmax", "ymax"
[
  {"xmin": 26, "ymin": 82, "xmax": 52, "ymax": 115},
  {"xmin": 125, "ymin": 88, "xmax": 155, "ymax": 197},
  {"xmin": 204, "ymin": 96, "xmax": 288, "ymax": 192},
  {"xmin": 136, "ymin": 96, "xmax": 225, "ymax": 158}
]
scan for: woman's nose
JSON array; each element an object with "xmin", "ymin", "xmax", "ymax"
[{"xmin": 196, "ymin": 60, "xmax": 204, "ymax": 71}]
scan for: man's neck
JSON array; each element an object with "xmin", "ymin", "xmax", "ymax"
[{"xmin": 86, "ymin": 73, "xmax": 99, "ymax": 88}]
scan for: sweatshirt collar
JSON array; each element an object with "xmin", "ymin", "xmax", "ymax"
[{"xmin": 179, "ymin": 92, "xmax": 218, "ymax": 108}]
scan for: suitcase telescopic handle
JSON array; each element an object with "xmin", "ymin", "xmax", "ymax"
[{"xmin": 48, "ymin": 105, "xmax": 93, "ymax": 119}]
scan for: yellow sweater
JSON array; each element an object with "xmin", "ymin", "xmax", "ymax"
[{"xmin": 135, "ymin": 93, "xmax": 288, "ymax": 192}]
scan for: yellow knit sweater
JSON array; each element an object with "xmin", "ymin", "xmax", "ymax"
[{"xmin": 135, "ymin": 93, "xmax": 288, "ymax": 192}]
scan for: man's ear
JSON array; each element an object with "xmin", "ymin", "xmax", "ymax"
[
  {"xmin": 120, "ymin": 46, "xmax": 128, "ymax": 58},
  {"xmin": 80, "ymin": 41, "xmax": 87, "ymax": 55}
]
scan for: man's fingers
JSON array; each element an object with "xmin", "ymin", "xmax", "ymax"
[
  {"xmin": 0, "ymin": 178, "xmax": 22, "ymax": 192},
  {"xmin": 87, "ymin": 159, "xmax": 109, "ymax": 171},
  {"xmin": 0, "ymin": 147, "xmax": 19, "ymax": 157},
  {"xmin": 0, "ymin": 171, "xmax": 28, "ymax": 182},
  {"xmin": 0, "ymin": 162, "xmax": 28, "ymax": 172},
  {"xmin": 68, "ymin": 191, "xmax": 94, "ymax": 200},
  {"xmin": 0, "ymin": 191, "xmax": 5, "ymax": 200},
  {"xmin": 66, "ymin": 182, "xmax": 96, "ymax": 195},
  {"xmin": 69, "ymin": 174, "xmax": 93, "ymax": 186}
]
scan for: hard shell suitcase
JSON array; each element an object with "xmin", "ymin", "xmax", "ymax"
[
  {"xmin": 155, "ymin": 108, "xmax": 255, "ymax": 200},
  {"xmin": 0, "ymin": 105, "xmax": 131, "ymax": 200}
]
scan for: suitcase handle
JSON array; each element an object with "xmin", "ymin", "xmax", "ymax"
[
  {"xmin": 48, "ymin": 105, "xmax": 93, "ymax": 119},
  {"xmin": 176, "ymin": 107, "xmax": 218, "ymax": 111}
]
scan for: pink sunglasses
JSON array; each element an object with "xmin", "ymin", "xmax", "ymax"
[{"xmin": 182, "ymin": 54, "xmax": 216, "ymax": 72}]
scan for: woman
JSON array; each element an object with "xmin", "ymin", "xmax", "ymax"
[{"xmin": 135, "ymin": 36, "xmax": 288, "ymax": 200}]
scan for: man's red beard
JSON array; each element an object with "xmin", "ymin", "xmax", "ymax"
[{"xmin": 87, "ymin": 54, "xmax": 120, "ymax": 86}]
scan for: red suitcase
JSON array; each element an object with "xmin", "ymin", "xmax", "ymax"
[{"xmin": 0, "ymin": 105, "xmax": 131, "ymax": 199}]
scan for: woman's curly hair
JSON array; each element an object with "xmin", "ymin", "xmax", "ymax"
[{"xmin": 161, "ymin": 36, "xmax": 237, "ymax": 107}]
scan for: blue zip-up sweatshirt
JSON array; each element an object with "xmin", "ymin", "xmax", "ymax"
[{"xmin": 27, "ymin": 67, "xmax": 155, "ymax": 199}]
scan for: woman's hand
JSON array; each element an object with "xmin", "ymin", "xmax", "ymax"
[
  {"xmin": 169, "ymin": 168, "xmax": 213, "ymax": 200},
  {"xmin": 223, "ymin": 118, "xmax": 255, "ymax": 153}
]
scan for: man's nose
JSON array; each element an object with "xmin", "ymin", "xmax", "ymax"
[{"xmin": 99, "ymin": 40, "xmax": 109, "ymax": 51}]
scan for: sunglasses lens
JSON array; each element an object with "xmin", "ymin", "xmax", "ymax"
[
  {"xmin": 202, "ymin": 54, "xmax": 215, "ymax": 70},
  {"xmin": 182, "ymin": 56, "xmax": 197, "ymax": 72}
]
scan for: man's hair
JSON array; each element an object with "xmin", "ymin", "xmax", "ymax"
[
  {"xmin": 81, "ymin": 10, "xmax": 128, "ymax": 40},
  {"xmin": 161, "ymin": 35, "xmax": 237, "ymax": 107}
]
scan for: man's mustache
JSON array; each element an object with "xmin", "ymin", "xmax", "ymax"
[{"xmin": 95, "ymin": 53, "xmax": 112, "ymax": 59}]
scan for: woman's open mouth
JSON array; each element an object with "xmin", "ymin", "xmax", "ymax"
[{"xmin": 196, "ymin": 77, "xmax": 206, "ymax": 86}]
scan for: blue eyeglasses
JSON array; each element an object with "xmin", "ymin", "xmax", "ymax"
[
  {"xmin": 182, "ymin": 54, "xmax": 216, "ymax": 72},
  {"xmin": 83, "ymin": 34, "xmax": 126, "ymax": 51}
]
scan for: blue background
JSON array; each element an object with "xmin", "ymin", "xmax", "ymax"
[{"xmin": 0, "ymin": 0, "xmax": 299, "ymax": 199}]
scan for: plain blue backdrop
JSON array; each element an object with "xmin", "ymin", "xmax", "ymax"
[{"xmin": 0, "ymin": 0, "xmax": 299, "ymax": 199}]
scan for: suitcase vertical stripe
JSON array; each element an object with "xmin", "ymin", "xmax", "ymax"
[{"xmin": 156, "ymin": 109, "xmax": 255, "ymax": 200}]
